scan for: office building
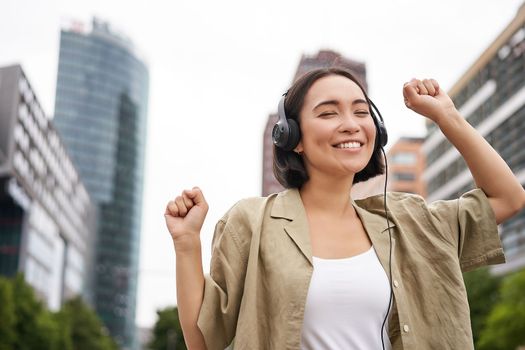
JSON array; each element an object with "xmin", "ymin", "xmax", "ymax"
[
  {"xmin": 386, "ymin": 136, "xmax": 426, "ymax": 197},
  {"xmin": 53, "ymin": 18, "xmax": 149, "ymax": 348},
  {"xmin": 0, "ymin": 64, "xmax": 95, "ymax": 310},
  {"xmin": 423, "ymin": 4, "xmax": 525, "ymax": 273},
  {"xmin": 262, "ymin": 50, "xmax": 367, "ymax": 195}
]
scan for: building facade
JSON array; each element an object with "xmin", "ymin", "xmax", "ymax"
[
  {"xmin": 262, "ymin": 50, "xmax": 367, "ymax": 196},
  {"xmin": 53, "ymin": 18, "xmax": 149, "ymax": 349},
  {"xmin": 0, "ymin": 64, "xmax": 95, "ymax": 310},
  {"xmin": 423, "ymin": 4, "xmax": 525, "ymax": 274},
  {"xmin": 386, "ymin": 137, "xmax": 426, "ymax": 197}
]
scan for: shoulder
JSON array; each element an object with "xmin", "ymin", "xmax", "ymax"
[
  {"xmin": 355, "ymin": 191, "xmax": 427, "ymax": 214},
  {"xmin": 217, "ymin": 191, "xmax": 287, "ymax": 234},
  {"xmin": 220, "ymin": 194, "xmax": 275, "ymax": 222}
]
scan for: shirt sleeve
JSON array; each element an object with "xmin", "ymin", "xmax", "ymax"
[
  {"xmin": 426, "ymin": 188, "xmax": 506, "ymax": 272},
  {"xmin": 197, "ymin": 217, "xmax": 248, "ymax": 350}
]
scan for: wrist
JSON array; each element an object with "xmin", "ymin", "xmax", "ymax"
[
  {"xmin": 434, "ymin": 107, "xmax": 463, "ymax": 129},
  {"xmin": 173, "ymin": 234, "xmax": 202, "ymax": 254}
]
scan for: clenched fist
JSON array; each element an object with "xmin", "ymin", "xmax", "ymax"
[
  {"xmin": 165, "ymin": 187, "xmax": 208, "ymax": 250},
  {"xmin": 403, "ymin": 78, "xmax": 457, "ymax": 124}
]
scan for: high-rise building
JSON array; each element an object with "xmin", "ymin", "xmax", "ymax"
[
  {"xmin": 53, "ymin": 18, "xmax": 149, "ymax": 349},
  {"xmin": 423, "ymin": 4, "xmax": 525, "ymax": 274},
  {"xmin": 262, "ymin": 50, "xmax": 367, "ymax": 196},
  {"xmin": 387, "ymin": 137, "xmax": 426, "ymax": 197},
  {"xmin": 0, "ymin": 64, "xmax": 95, "ymax": 310}
]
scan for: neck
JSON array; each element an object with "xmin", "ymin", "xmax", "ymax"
[{"xmin": 299, "ymin": 173, "xmax": 356, "ymax": 217}]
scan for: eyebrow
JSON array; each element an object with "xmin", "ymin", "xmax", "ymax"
[{"xmin": 312, "ymin": 98, "xmax": 369, "ymax": 111}]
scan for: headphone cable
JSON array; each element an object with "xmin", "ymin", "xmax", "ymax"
[{"xmin": 380, "ymin": 147, "xmax": 393, "ymax": 350}]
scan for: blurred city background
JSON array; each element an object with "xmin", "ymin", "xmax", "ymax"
[{"xmin": 1, "ymin": 0, "xmax": 525, "ymax": 349}]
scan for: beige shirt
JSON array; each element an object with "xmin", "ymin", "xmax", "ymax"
[{"xmin": 197, "ymin": 188, "xmax": 505, "ymax": 350}]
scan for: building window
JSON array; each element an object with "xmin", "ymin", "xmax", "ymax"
[
  {"xmin": 391, "ymin": 152, "xmax": 417, "ymax": 165},
  {"xmin": 392, "ymin": 172, "xmax": 416, "ymax": 181}
]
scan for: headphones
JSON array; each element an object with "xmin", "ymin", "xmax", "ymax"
[{"xmin": 272, "ymin": 93, "xmax": 388, "ymax": 151}]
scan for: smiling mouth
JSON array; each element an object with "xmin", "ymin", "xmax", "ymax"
[{"xmin": 334, "ymin": 141, "xmax": 362, "ymax": 149}]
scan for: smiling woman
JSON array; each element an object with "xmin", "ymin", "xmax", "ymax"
[
  {"xmin": 273, "ymin": 68, "xmax": 386, "ymax": 189},
  {"xmin": 164, "ymin": 67, "xmax": 525, "ymax": 350}
]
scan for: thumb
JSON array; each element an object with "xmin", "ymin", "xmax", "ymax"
[
  {"xmin": 185, "ymin": 187, "xmax": 207, "ymax": 206},
  {"xmin": 403, "ymin": 82, "xmax": 420, "ymax": 108}
]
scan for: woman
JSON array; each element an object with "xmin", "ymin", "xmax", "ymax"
[{"xmin": 165, "ymin": 67, "xmax": 525, "ymax": 350}]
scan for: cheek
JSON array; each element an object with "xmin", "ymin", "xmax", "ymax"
[
  {"xmin": 364, "ymin": 120, "xmax": 377, "ymax": 143},
  {"xmin": 301, "ymin": 122, "xmax": 331, "ymax": 148}
]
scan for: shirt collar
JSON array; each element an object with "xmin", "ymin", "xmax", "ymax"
[{"xmin": 270, "ymin": 188, "xmax": 396, "ymax": 265}]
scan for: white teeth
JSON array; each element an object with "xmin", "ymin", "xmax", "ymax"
[{"xmin": 337, "ymin": 142, "xmax": 361, "ymax": 149}]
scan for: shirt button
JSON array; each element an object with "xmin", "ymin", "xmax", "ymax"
[
  {"xmin": 393, "ymin": 280, "xmax": 399, "ymax": 288},
  {"xmin": 403, "ymin": 324, "xmax": 410, "ymax": 333}
]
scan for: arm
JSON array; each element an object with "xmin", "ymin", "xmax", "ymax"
[
  {"xmin": 403, "ymin": 78, "xmax": 525, "ymax": 224},
  {"xmin": 165, "ymin": 187, "xmax": 208, "ymax": 350}
]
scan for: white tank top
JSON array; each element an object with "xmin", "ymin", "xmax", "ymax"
[{"xmin": 300, "ymin": 247, "xmax": 392, "ymax": 350}]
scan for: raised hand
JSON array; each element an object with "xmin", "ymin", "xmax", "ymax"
[
  {"xmin": 402, "ymin": 78, "xmax": 457, "ymax": 124},
  {"xmin": 165, "ymin": 187, "xmax": 209, "ymax": 250}
]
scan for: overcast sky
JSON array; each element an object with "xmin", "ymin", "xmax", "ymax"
[{"xmin": 1, "ymin": 0, "xmax": 523, "ymax": 328}]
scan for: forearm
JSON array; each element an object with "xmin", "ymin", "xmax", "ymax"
[
  {"xmin": 175, "ymin": 239, "xmax": 207, "ymax": 350},
  {"xmin": 436, "ymin": 109, "xmax": 525, "ymax": 222}
]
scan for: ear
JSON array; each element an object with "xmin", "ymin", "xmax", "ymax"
[{"xmin": 294, "ymin": 141, "xmax": 304, "ymax": 154}]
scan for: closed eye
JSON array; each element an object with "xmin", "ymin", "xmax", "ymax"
[
  {"xmin": 355, "ymin": 110, "xmax": 370, "ymax": 116},
  {"xmin": 318, "ymin": 112, "xmax": 337, "ymax": 118}
]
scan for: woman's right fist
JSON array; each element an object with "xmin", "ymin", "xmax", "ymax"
[{"xmin": 164, "ymin": 187, "xmax": 209, "ymax": 246}]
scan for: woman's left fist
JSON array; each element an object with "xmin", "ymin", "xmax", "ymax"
[{"xmin": 403, "ymin": 78, "xmax": 457, "ymax": 123}]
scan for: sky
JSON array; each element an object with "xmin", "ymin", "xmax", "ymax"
[{"xmin": 1, "ymin": 0, "xmax": 524, "ymax": 328}]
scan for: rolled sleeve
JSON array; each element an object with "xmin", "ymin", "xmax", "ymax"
[
  {"xmin": 427, "ymin": 188, "xmax": 505, "ymax": 272},
  {"xmin": 197, "ymin": 219, "xmax": 247, "ymax": 350}
]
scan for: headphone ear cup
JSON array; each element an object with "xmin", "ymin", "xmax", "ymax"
[
  {"xmin": 377, "ymin": 122, "xmax": 388, "ymax": 148},
  {"xmin": 272, "ymin": 120, "xmax": 289, "ymax": 149},
  {"xmin": 286, "ymin": 119, "xmax": 301, "ymax": 151}
]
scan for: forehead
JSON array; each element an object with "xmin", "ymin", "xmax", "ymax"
[{"xmin": 304, "ymin": 75, "xmax": 366, "ymax": 107}]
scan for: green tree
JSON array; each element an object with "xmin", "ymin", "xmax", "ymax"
[
  {"xmin": 463, "ymin": 267, "xmax": 501, "ymax": 343},
  {"xmin": 5, "ymin": 274, "xmax": 116, "ymax": 350},
  {"xmin": 0, "ymin": 276, "xmax": 17, "ymax": 350},
  {"xmin": 11, "ymin": 274, "xmax": 59, "ymax": 350},
  {"xmin": 53, "ymin": 309, "xmax": 73, "ymax": 350},
  {"xmin": 149, "ymin": 306, "xmax": 186, "ymax": 350},
  {"xmin": 477, "ymin": 269, "xmax": 525, "ymax": 350},
  {"xmin": 60, "ymin": 296, "xmax": 118, "ymax": 350}
]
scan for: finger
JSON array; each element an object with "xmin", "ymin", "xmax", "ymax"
[
  {"xmin": 417, "ymin": 80, "xmax": 428, "ymax": 95},
  {"xmin": 408, "ymin": 78, "xmax": 419, "ymax": 93},
  {"xmin": 403, "ymin": 82, "xmax": 419, "ymax": 108},
  {"xmin": 175, "ymin": 196, "xmax": 188, "ymax": 216},
  {"xmin": 181, "ymin": 192, "xmax": 194, "ymax": 210},
  {"xmin": 186, "ymin": 187, "xmax": 207, "ymax": 206},
  {"xmin": 430, "ymin": 78, "xmax": 440, "ymax": 94},
  {"xmin": 422, "ymin": 79, "xmax": 436, "ymax": 96},
  {"xmin": 165, "ymin": 200, "xmax": 179, "ymax": 217}
]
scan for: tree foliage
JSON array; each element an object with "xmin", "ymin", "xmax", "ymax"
[
  {"xmin": 0, "ymin": 274, "xmax": 117, "ymax": 350},
  {"xmin": 149, "ymin": 306, "xmax": 186, "ymax": 350},
  {"xmin": 0, "ymin": 276, "xmax": 16, "ymax": 350},
  {"xmin": 476, "ymin": 268, "xmax": 525, "ymax": 350},
  {"xmin": 11, "ymin": 273, "xmax": 59, "ymax": 349},
  {"xmin": 463, "ymin": 267, "xmax": 501, "ymax": 343},
  {"xmin": 59, "ymin": 296, "xmax": 118, "ymax": 350}
]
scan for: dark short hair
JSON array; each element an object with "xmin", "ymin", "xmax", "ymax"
[{"xmin": 273, "ymin": 67, "xmax": 385, "ymax": 189}]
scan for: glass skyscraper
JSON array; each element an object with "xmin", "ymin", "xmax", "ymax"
[{"xmin": 53, "ymin": 18, "xmax": 149, "ymax": 349}]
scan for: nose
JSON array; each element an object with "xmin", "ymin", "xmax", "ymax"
[{"xmin": 338, "ymin": 113, "xmax": 360, "ymax": 134}]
